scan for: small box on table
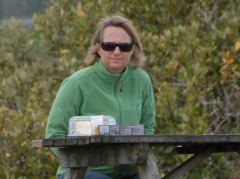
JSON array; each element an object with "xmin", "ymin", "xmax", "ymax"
[{"xmin": 99, "ymin": 125, "xmax": 144, "ymax": 135}]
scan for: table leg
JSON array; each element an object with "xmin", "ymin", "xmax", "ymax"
[
  {"xmin": 137, "ymin": 150, "xmax": 160, "ymax": 179},
  {"xmin": 64, "ymin": 167, "xmax": 87, "ymax": 179}
]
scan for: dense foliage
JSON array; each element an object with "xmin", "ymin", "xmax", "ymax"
[{"xmin": 1, "ymin": 0, "xmax": 240, "ymax": 178}]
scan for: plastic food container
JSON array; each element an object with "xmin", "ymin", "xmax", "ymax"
[{"xmin": 68, "ymin": 115, "xmax": 116, "ymax": 136}]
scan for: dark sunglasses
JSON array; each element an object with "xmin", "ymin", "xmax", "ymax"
[{"xmin": 101, "ymin": 42, "xmax": 133, "ymax": 52}]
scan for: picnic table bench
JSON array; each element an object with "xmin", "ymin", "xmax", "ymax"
[{"xmin": 32, "ymin": 134, "xmax": 240, "ymax": 179}]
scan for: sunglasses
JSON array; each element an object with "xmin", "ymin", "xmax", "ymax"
[{"xmin": 101, "ymin": 42, "xmax": 133, "ymax": 52}]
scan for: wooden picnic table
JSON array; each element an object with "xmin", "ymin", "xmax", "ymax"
[{"xmin": 32, "ymin": 134, "xmax": 240, "ymax": 179}]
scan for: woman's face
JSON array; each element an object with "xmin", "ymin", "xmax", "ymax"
[{"xmin": 98, "ymin": 26, "xmax": 133, "ymax": 74}]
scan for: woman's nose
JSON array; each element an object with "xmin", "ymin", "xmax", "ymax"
[{"xmin": 113, "ymin": 46, "xmax": 121, "ymax": 54}]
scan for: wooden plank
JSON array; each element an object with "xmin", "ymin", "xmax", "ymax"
[
  {"xmin": 32, "ymin": 140, "xmax": 43, "ymax": 148},
  {"xmin": 54, "ymin": 138, "xmax": 66, "ymax": 147},
  {"xmin": 77, "ymin": 136, "xmax": 90, "ymax": 145},
  {"xmin": 163, "ymin": 149, "xmax": 213, "ymax": 179},
  {"xmin": 65, "ymin": 138, "xmax": 78, "ymax": 146},
  {"xmin": 57, "ymin": 143, "xmax": 149, "ymax": 167},
  {"xmin": 64, "ymin": 136, "xmax": 88, "ymax": 145},
  {"xmin": 42, "ymin": 139, "xmax": 54, "ymax": 147},
  {"xmin": 90, "ymin": 135, "xmax": 102, "ymax": 143}
]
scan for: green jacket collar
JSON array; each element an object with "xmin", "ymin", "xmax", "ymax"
[{"xmin": 94, "ymin": 60, "xmax": 128, "ymax": 81}]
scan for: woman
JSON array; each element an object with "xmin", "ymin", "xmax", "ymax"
[{"xmin": 45, "ymin": 14, "xmax": 156, "ymax": 179}]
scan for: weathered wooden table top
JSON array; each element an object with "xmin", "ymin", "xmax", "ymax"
[{"xmin": 32, "ymin": 134, "xmax": 240, "ymax": 148}]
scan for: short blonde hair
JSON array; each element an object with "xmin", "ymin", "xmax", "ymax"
[{"xmin": 84, "ymin": 15, "xmax": 145, "ymax": 67}]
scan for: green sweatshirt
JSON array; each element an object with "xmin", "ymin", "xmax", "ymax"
[{"xmin": 45, "ymin": 60, "xmax": 155, "ymax": 178}]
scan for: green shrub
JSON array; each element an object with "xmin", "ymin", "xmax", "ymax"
[{"xmin": 0, "ymin": 19, "xmax": 58, "ymax": 178}]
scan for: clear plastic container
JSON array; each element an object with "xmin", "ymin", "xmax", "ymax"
[{"xmin": 68, "ymin": 115, "xmax": 116, "ymax": 136}]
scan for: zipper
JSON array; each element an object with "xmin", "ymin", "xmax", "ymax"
[
  {"xmin": 114, "ymin": 77, "xmax": 122, "ymax": 124},
  {"xmin": 119, "ymin": 80, "xmax": 123, "ymax": 92}
]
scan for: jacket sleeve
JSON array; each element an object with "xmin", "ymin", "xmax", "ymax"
[
  {"xmin": 140, "ymin": 74, "xmax": 156, "ymax": 135},
  {"xmin": 45, "ymin": 76, "xmax": 82, "ymax": 154}
]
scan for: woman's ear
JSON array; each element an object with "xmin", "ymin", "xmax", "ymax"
[
  {"xmin": 97, "ymin": 48, "xmax": 101, "ymax": 56},
  {"xmin": 96, "ymin": 42, "xmax": 102, "ymax": 56}
]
